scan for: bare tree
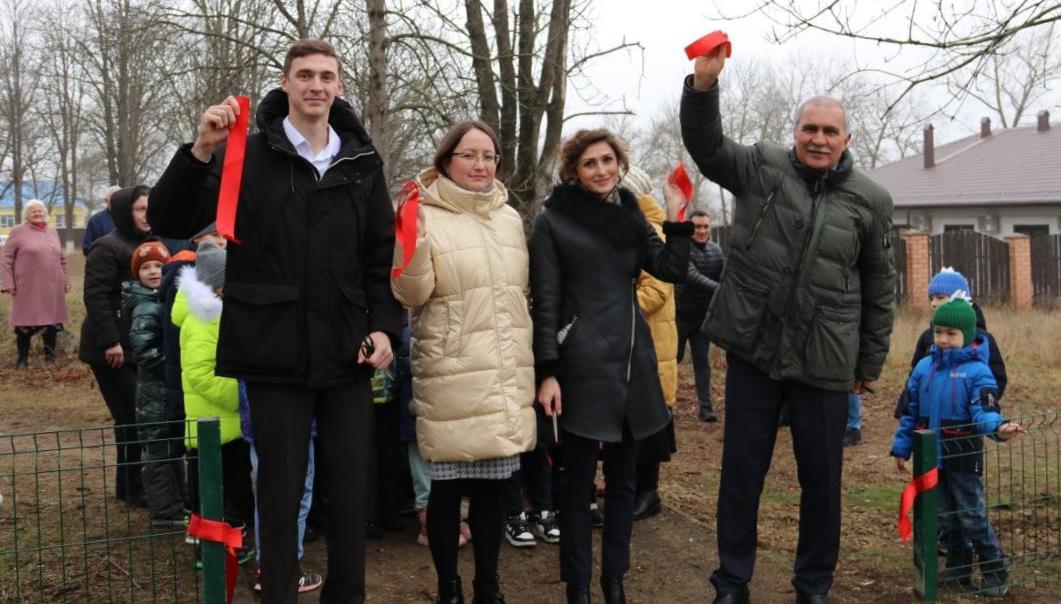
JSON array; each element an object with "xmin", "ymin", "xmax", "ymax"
[
  {"xmin": 716, "ymin": 1, "xmax": 1061, "ymax": 112},
  {"xmin": 948, "ymin": 23, "xmax": 1061, "ymax": 128},
  {"xmin": 77, "ymin": 0, "xmax": 185, "ymax": 184},
  {"xmin": 455, "ymin": 0, "xmax": 641, "ymax": 215},
  {"xmin": 39, "ymin": 6, "xmax": 90, "ymax": 244},
  {"xmin": 0, "ymin": 0, "xmax": 35, "ymax": 224}
]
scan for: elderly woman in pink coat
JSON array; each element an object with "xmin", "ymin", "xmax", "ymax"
[{"xmin": 1, "ymin": 199, "xmax": 70, "ymax": 368}]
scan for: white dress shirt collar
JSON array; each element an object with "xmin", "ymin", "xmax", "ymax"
[{"xmin": 282, "ymin": 116, "xmax": 341, "ymax": 176}]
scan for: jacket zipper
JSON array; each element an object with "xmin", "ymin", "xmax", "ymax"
[
  {"xmin": 472, "ymin": 214, "xmax": 513, "ymax": 427},
  {"xmin": 626, "ymin": 279, "xmax": 636, "ymax": 383},
  {"xmin": 745, "ymin": 189, "xmax": 777, "ymax": 250}
]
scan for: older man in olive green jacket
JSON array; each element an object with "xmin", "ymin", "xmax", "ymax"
[{"xmin": 681, "ymin": 46, "xmax": 896, "ymax": 604}]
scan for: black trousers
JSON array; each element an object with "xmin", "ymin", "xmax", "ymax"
[
  {"xmin": 711, "ymin": 354, "xmax": 847, "ymax": 596},
  {"xmin": 247, "ymin": 380, "xmax": 372, "ymax": 604},
  {"xmin": 559, "ymin": 427, "xmax": 638, "ymax": 586},
  {"xmin": 366, "ymin": 400, "xmax": 402, "ymax": 527},
  {"xmin": 89, "ymin": 363, "xmax": 143, "ymax": 502},
  {"xmin": 427, "ymin": 477, "xmax": 504, "ymax": 588},
  {"xmin": 186, "ymin": 440, "xmax": 254, "ymax": 527}
]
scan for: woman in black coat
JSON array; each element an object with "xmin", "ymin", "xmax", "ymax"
[
  {"xmin": 529, "ymin": 129, "xmax": 692, "ymax": 604},
  {"xmin": 79, "ymin": 184, "xmax": 152, "ymax": 505}
]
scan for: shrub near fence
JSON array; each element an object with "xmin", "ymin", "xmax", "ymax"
[
  {"xmin": 929, "ymin": 230, "xmax": 1011, "ymax": 305},
  {"xmin": 909, "ymin": 414, "xmax": 1061, "ymax": 601},
  {"xmin": 0, "ymin": 419, "xmax": 228, "ymax": 603}
]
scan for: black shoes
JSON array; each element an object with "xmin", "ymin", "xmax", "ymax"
[
  {"xmin": 632, "ymin": 490, "xmax": 661, "ymax": 521},
  {"xmin": 712, "ymin": 585, "xmax": 750, "ymax": 604},
  {"xmin": 471, "ymin": 576, "xmax": 506, "ymax": 604},
  {"xmin": 600, "ymin": 576, "xmax": 625, "ymax": 604},
  {"xmin": 795, "ymin": 591, "xmax": 830, "ymax": 604},
  {"xmin": 566, "ymin": 584, "xmax": 591, "ymax": 604},
  {"xmin": 699, "ymin": 407, "xmax": 718, "ymax": 422},
  {"xmin": 842, "ymin": 428, "xmax": 862, "ymax": 446},
  {"xmin": 437, "ymin": 576, "xmax": 465, "ymax": 604}
]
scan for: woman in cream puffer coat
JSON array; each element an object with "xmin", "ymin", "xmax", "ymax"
[{"xmin": 391, "ymin": 121, "xmax": 535, "ymax": 604}]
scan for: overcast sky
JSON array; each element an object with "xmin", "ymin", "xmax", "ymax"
[{"xmin": 564, "ymin": 0, "xmax": 1061, "ymax": 143}]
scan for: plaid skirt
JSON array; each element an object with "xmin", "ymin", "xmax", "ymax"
[{"xmin": 429, "ymin": 454, "xmax": 520, "ymax": 481}]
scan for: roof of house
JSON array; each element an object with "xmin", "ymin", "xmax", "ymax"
[{"xmin": 869, "ymin": 119, "xmax": 1061, "ymax": 208}]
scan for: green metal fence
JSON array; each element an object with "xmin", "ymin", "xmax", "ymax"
[
  {"xmin": 911, "ymin": 413, "xmax": 1061, "ymax": 601},
  {"xmin": 1, "ymin": 418, "xmax": 227, "ymax": 603}
]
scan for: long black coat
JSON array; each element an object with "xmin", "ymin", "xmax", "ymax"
[
  {"xmin": 529, "ymin": 184, "xmax": 693, "ymax": 442},
  {"xmin": 148, "ymin": 89, "xmax": 401, "ymax": 387},
  {"xmin": 79, "ymin": 187, "xmax": 148, "ymax": 366}
]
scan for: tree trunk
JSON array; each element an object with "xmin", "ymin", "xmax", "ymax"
[{"xmin": 365, "ymin": 0, "xmax": 391, "ymax": 172}]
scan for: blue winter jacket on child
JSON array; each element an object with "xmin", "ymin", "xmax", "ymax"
[{"xmin": 891, "ymin": 342, "xmax": 1003, "ymax": 474}]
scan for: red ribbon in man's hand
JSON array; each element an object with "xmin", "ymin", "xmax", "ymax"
[
  {"xmin": 667, "ymin": 164, "xmax": 694, "ymax": 222},
  {"xmin": 392, "ymin": 180, "xmax": 421, "ymax": 280},
  {"xmin": 186, "ymin": 513, "xmax": 243, "ymax": 603},
  {"xmin": 216, "ymin": 95, "xmax": 250, "ymax": 244},
  {"xmin": 685, "ymin": 31, "xmax": 732, "ymax": 61},
  {"xmin": 897, "ymin": 466, "xmax": 939, "ymax": 543}
]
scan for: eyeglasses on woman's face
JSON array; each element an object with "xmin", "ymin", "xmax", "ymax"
[{"xmin": 450, "ymin": 151, "xmax": 499, "ymax": 165}]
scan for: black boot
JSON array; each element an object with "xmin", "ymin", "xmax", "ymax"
[
  {"xmin": 600, "ymin": 576, "xmax": 625, "ymax": 604},
  {"xmin": 15, "ymin": 331, "xmax": 30, "ymax": 369},
  {"xmin": 471, "ymin": 576, "xmax": 506, "ymax": 604},
  {"xmin": 42, "ymin": 328, "xmax": 57, "ymax": 363},
  {"xmin": 698, "ymin": 405, "xmax": 718, "ymax": 422},
  {"xmin": 632, "ymin": 489, "xmax": 661, "ymax": 520},
  {"xmin": 437, "ymin": 576, "xmax": 465, "ymax": 604},
  {"xmin": 566, "ymin": 584, "xmax": 591, "ymax": 604},
  {"xmin": 939, "ymin": 548, "xmax": 973, "ymax": 589}
]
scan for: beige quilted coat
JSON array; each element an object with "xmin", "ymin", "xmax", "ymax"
[{"xmin": 391, "ymin": 169, "xmax": 536, "ymax": 462}]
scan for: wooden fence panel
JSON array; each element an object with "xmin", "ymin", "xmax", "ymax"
[
  {"xmin": 928, "ymin": 231, "xmax": 1010, "ymax": 305},
  {"xmin": 1031, "ymin": 234, "xmax": 1061, "ymax": 307},
  {"xmin": 893, "ymin": 230, "xmax": 907, "ymax": 305}
]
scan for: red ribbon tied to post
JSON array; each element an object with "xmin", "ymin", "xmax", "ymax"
[
  {"xmin": 186, "ymin": 513, "xmax": 243, "ymax": 604},
  {"xmin": 216, "ymin": 95, "xmax": 250, "ymax": 244},
  {"xmin": 684, "ymin": 30, "xmax": 732, "ymax": 61},
  {"xmin": 897, "ymin": 466, "xmax": 939, "ymax": 543},
  {"xmin": 391, "ymin": 180, "xmax": 421, "ymax": 280},
  {"xmin": 667, "ymin": 164, "xmax": 694, "ymax": 222}
]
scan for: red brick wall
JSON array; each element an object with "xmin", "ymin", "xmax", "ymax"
[
  {"xmin": 902, "ymin": 233, "xmax": 930, "ymax": 309},
  {"xmin": 1006, "ymin": 235, "xmax": 1033, "ymax": 310}
]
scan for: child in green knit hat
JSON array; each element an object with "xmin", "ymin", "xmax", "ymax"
[{"xmin": 891, "ymin": 294, "xmax": 1024, "ymax": 595}]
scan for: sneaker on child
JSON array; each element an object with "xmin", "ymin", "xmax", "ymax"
[
  {"xmin": 504, "ymin": 512, "xmax": 536, "ymax": 547},
  {"xmin": 531, "ymin": 510, "xmax": 560, "ymax": 544}
]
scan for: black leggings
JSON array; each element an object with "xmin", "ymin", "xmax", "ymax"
[{"xmin": 427, "ymin": 477, "xmax": 504, "ymax": 588}]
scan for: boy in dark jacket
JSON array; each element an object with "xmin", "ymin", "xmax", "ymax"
[
  {"xmin": 891, "ymin": 296, "xmax": 1023, "ymax": 596},
  {"xmin": 123, "ymin": 240, "xmax": 187, "ymax": 524}
]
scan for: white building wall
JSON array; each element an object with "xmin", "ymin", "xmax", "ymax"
[{"xmin": 893, "ymin": 205, "xmax": 1061, "ymax": 236}]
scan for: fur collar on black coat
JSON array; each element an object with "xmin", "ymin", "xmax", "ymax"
[{"xmin": 542, "ymin": 183, "xmax": 647, "ymax": 250}]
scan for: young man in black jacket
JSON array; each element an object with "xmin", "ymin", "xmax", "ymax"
[
  {"xmin": 148, "ymin": 39, "xmax": 400, "ymax": 604},
  {"xmin": 674, "ymin": 209, "xmax": 725, "ymax": 421}
]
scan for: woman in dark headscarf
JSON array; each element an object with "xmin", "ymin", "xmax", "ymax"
[{"xmin": 79, "ymin": 185, "xmax": 152, "ymax": 505}]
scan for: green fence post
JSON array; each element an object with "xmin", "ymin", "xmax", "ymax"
[
  {"xmin": 197, "ymin": 418, "xmax": 226, "ymax": 604},
  {"xmin": 913, "ymin": 429, "xmax": 938, "ymax": 602}
]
